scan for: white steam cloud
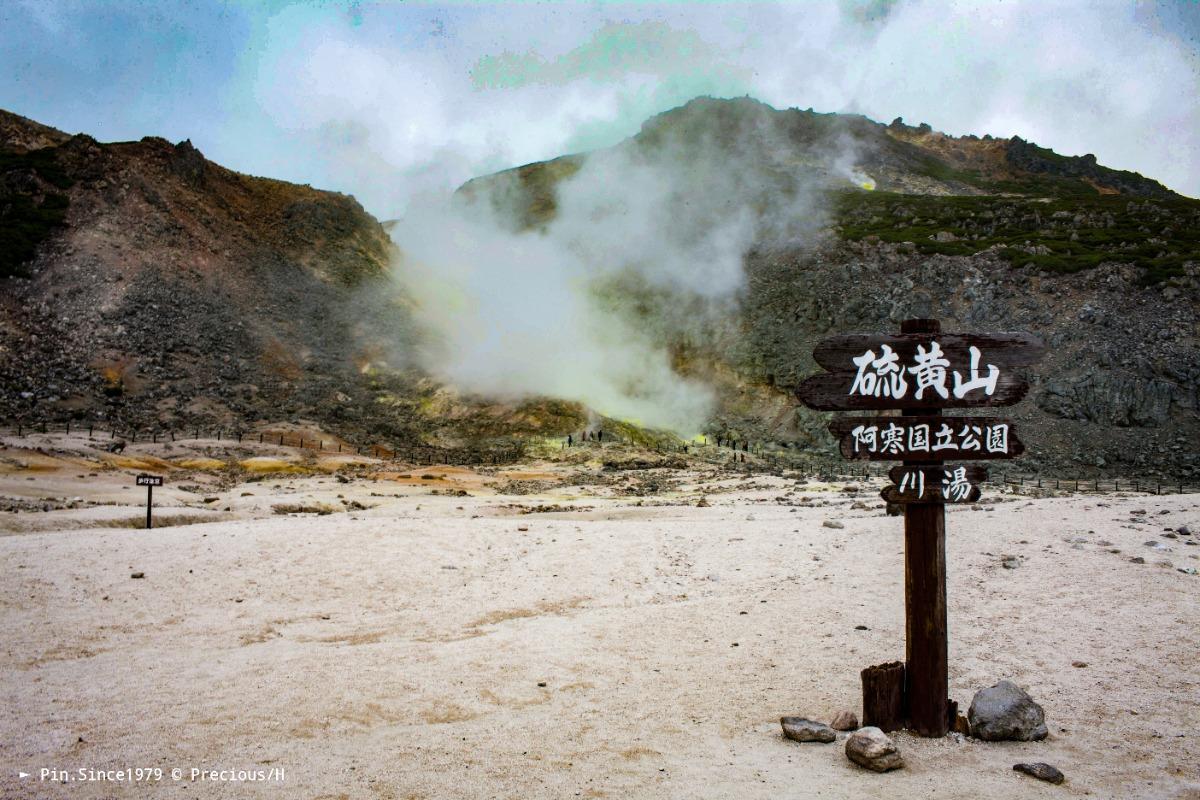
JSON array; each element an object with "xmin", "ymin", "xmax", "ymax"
[
  {"xmin": 221, "ymin": 0, "xmax": 1198, "ymax": 215},
  {"xmin": 389, "ymin": 116, "xmax": 824, "ymax": 434}
]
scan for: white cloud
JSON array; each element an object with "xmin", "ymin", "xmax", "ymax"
[{"xmin": 239, "ymin": 0, "xmax": 1197, "ymax": 216}]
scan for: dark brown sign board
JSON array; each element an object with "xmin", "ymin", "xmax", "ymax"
[
  {"xmin": 829, "ymin": 416, "xmax": 1023, "ymax": 461},
  {"xmin": 812, "ymin": 332, "xmax": 1044, "ymax": 372},
  {"xmin": 886, "ymin": 465, "xmax": 987, "ymax": 504},
  {"xmin": 797, "ymin": 331, "xmax": 1038, "ymax": 411},
  {"xmin": 887, "ymin": 465, "xmax": 988, "ymax": 484},
  {"xmin": 882, "ymin": 482, "xmax": 982, "ymax": 505},
  {"xmin": 796, "ymin": 318, "xmax": 1044, "ymax": 739},
  {"xmin": 796, "ymin": 373, "xmax": 1028, "ymax": 410}
]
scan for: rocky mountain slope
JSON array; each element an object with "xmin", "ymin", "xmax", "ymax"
[
  {"xmin": 460, "ymin": 97, "xmax": 1199, "ymax": 477},
  {"xmin": 2, "ymin": 100, "xmax": 1197, "ymax": 477},
  {"xmin": 0, "ymin": 109, "xmax": 420, "ymax": 438}
]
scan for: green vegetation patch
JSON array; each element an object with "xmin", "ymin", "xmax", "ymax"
[{"xmin": 833, "ymin": 189, "xmax": 1200, "ymax": 283}]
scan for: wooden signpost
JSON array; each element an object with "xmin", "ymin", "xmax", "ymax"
[
  {"xmin": 796, "ymin": 319, "xmax": 1043, "ymax": 737},
  {"xmin": 136, "ymin": 474, "xmax": 163, "ymax": 529}
]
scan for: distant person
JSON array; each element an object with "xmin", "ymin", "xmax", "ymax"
[
  {"xmin": 567, "ymin": 434, "xmax": 573, "ymax": 447},
  {"xmin": 597, "ymin": 430, "xmax": 603, "ymax": 442}
]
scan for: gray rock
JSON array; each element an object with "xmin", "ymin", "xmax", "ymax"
[
  {"xmin": 845, "ymin": 726, "xmax": 903, "ymax": 772},
  {"xmin": 1013, "ymin": 762, "xmax": 1065, "ymax": 784},
  {"xmin": 968, "ymin": 681, "xmax": 1048, "ymax": 741},
  {"xmin": 1001, "ymin": 555, "xmax": 1021, "ymax": 569},
  {"xmin": 822, "ymin": 520, "xmax": 844, "ymax": 529},
  {"xmin": 780, "ymin": 717, "xmax": 836, "ymax": 743},
  {"xmin": 829, "ymin": 710, "xmax": 859, "ymax": 731}
]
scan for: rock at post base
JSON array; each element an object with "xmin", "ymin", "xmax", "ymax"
[
  {"xmin": 844, "ymin": 726, "xmax": 903, "ymax": 772},
  {"xmin": 830, "ymin": 710, "xmax": 859, "ymax": 731},
  {"xmin": 968, "ymin": 681, "xmax": 1048, "ymax": 741},
  {"xmin": 1014, "ymin": 762, "xmax": 1065, "ymax": 784},
  {"xmin": 780, "ymin": 717, "xmax": 836, "ymax": 743}
]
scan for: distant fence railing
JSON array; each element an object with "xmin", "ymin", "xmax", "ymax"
[
  {"xmin": 0, "ymin": 421, "xmax": 525, "ymax": 467},
  {"xmin": 4, "ymin": 421, "xmax": 1195, "ymax": 493},
  {"xmin": 637, "ymin": 440, "xmax": 1198, "ymax": 495}
]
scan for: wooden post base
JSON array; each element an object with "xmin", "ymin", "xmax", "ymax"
[{"xmin": 861, "ymin": 661, "xmax": 906, "ymax": 732}]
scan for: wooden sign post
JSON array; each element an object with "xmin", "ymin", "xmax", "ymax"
[
  {"xmin": 136, "ymin": 474, "xmax": 164, "ymax": 529},
  {"xmin": 796, "ymin": 318, "xmax": 1043, "ymax": 737}
]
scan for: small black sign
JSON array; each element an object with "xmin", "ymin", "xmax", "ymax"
[{"xmin": 136, "ymin": 474, "xmax": 164, "ymax": 487}]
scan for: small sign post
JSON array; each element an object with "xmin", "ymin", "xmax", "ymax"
[
  {"xmin": 797, "ymin": 318, "xmax": 1043, "ymax": 737},
  {"xmin": 136, "ymin": 474, "xmax": 164, "ymax": 529}
]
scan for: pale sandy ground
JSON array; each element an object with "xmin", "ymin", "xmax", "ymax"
[{"xmin": 1, "ymin": 437, "xmax": 1198, "ymax": 799}]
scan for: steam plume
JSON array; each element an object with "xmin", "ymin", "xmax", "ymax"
[{"xmin": 388, "ymin": 104, "xmax": 826, "ymax": 435}]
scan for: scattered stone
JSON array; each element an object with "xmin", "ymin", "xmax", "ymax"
[
  {"xmin": 1130, "ymin": 556, "xmax": 1146, "ymax": 564},
  {"xmin": 968, "ymin": 681, "xmax": 1048, "ymax": 741},
  {"xmin": 696, "ymin": 496, "xmax": 710, "ymax": 507},
  {"xmin": 1001, "ymin": 555, "xmax": 1020, "ymax": 569},
  {"xmin": 130, "ymin": 572, "xmax": 144, "ymax": 579},
  {"xmin": 1013, "ymin": 762, "xmax": 1065, "ymax": 784},
  {"xmin": 517, "ymin": 525, "xmax": 528, "ymax": 532},
  {"xmin": 854, "ymin": 625, "xmax": 869, "ymax": 631},
  {"xmin": 1071, "ymin": 661, "xmax": 1088, "ymax": 668},
  {"xmin": 1179, "ymin": 525, "xmax": 1192, "ymax": 536},
  {"xmin": 1179, "ymin": 567, "xmax": 1198, "ymax": 575},
  {"xmin": 780, "ymin": 717, "xmax": 836, "ymax": 743},
  {"xmin": 844, "ymin": 727, "xmax": 903, "ymax": 772},
  {"xmin": 822, "ymin": 520, "xmax": 844, "ymax": 529},
  {"xmin": 1163, "ymin": 532, "xmax": 1178, "ymax": 539},
  {"xmin": 830, "ymin": 710, "xmax": 859, "ymax": 731}
]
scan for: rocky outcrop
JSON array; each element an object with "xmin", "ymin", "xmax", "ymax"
[
  {"xmin": 844, "ymin": 727, "xmax": 903, "ymax": 771},
  {"xmin": 1006, "ymin": 136, "xmax": 1175, "ymax": 199},
  {"xmin": 968, "ymin": 681, "xmax": 1048, "ymax": 741},
  {"xmin": 780, "ymin": 717, "xmax": 837, "ymax": 743}
]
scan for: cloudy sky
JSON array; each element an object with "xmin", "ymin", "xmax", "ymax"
[{"xmin": 3, "ymin": 0, "xmax": 1198, "ymax": 216}]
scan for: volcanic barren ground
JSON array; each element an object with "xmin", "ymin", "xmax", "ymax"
[{"xmin": 0, "ymin": 433, "xmax": 1198, "ymax": 799}]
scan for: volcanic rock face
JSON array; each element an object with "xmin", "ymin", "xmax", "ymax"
[
  {"xmin": 461, "ymin": 97, "xmax": 1199, "ymax": 477},
  {"xmin": 0, "ymin": 110, "xmax": 414, "ymax": 435}
]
